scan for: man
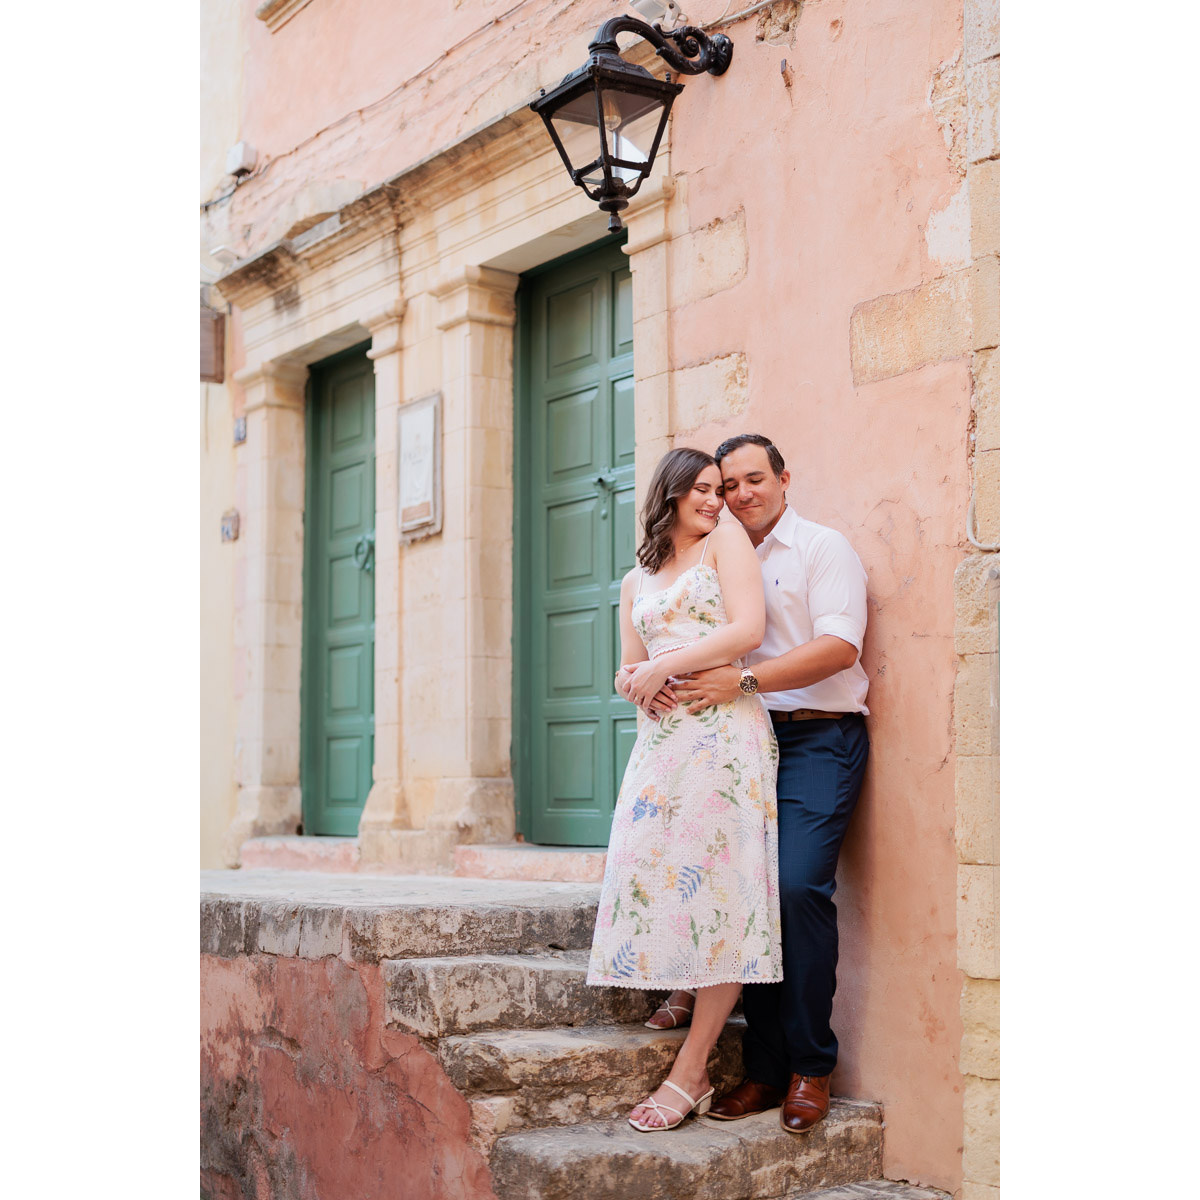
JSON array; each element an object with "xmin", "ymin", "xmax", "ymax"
[{"xmin": 619, "ymin": 433, "xmax": 870, "ymax": 1135}]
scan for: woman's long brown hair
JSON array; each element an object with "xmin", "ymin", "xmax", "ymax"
[{"xmin": 635, "ymin": 447, "xmax": 718, "ymax": 574}]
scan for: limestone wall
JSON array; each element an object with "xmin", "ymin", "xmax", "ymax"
[
  {"xmin": 200, "ymin": 0, "xmax": 247, "ymax": 868},
  {"xmin": 956, "ymin": 1, "xmax": 1000, "ymax": 1196}
]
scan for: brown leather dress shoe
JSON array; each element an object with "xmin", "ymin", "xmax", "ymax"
[
  {"xmin": 706, "ymin": 1078, "xmax": 785, "ymax": 1121},
  {"xmin": 780, "ymin": 1073, "xmax": 831, "ymax": 1134}
]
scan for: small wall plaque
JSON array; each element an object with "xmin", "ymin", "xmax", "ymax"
[
  {"xmin": 221, "ymin": 509, "xmax": 240, "ymax": 542},
  {"xmin": 398, "ymin": 393, "xmax": 443, "ymax": 544},
  {"xmin": 233, "ymin": 417, "xmax": 247, "ymax": 445}
]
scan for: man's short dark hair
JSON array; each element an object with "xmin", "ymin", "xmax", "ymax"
[{"xmin": 714, "ymin": 433, "xmax": 786, "ymax": 478}]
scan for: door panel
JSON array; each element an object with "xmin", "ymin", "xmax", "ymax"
[
  {"xmin": 302, "ymin": 348, "xmax": 376, "ymax": 836},
  {"xmin": 517, "ymin": 240, "xmax": 635, "ymax": 846}
]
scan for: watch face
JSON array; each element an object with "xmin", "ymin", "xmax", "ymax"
[{"xmin": 740, "ymin": 672, "xmax": 757, "ymax": 694}]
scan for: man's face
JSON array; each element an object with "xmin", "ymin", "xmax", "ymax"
[{"xmin": 719, "ymin": 445, "xmax": 789, "ymax": 538}]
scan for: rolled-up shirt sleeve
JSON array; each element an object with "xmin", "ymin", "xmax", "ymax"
[{"xmin": 807, "ymin": 530, "xmax": 868, "ymax": 654}]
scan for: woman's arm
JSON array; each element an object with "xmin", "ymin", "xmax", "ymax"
[
  {"xmin": 617, "ymin": 569, "xmax": 649, "ymax": 669},
  {"xmin": 615, "ymin": 571, "xmax": 679, "ymax": 718},
  {"xmin": 625, "ymin": 522, "xmax": 764, "ymax": 707}
]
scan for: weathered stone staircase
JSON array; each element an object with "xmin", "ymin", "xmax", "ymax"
[{"xmin": 201, "ymin": 871, "xmax": 949, "ymax": 1200}]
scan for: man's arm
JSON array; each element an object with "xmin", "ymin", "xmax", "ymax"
[
  {"xmin": 673, "ymin": 525, "xmax": 867, "ymax": 713},
  {"xmin": 671, "ymin": 636, "xmax": 857, "ymax": 713}
]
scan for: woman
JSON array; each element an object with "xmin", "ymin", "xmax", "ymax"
[{"xmin": 586, "ymin": 447, "xmax": 782, "ymax": 1131}]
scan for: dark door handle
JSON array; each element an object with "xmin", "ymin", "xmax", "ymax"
[{"xmin": 353, "ymin": 531, "xmax": 375, "ymax": 574}]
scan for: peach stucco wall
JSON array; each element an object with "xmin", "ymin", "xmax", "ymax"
[
  {"xmin": 664, "ymin": 5, "xmax": 969, "ymax": 1189},
  {"xmin": 203, "ymin": 0, "xmax": 971, "ymax": 1190}
]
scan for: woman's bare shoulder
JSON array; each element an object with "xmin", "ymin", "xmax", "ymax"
[{"xmin": 710, "ymin": 519, "xmax": 752, "ymax": 549}]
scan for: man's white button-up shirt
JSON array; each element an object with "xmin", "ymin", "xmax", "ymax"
[{"xmin": 747, "ymin": 505, "xmax": 870, "ymax": 715}]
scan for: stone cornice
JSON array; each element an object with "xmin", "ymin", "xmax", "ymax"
[
  {"xmin": 432, "ymin": 265, "xmax": 519, "ymax": 332},
  {"xmin": 235, "ymin": 361, "xmax": 308, "ymax": 411},
  {"xmin": 213, "ymin": 188, "xmax": 400, "ymax": 310},
  {"xmin": 364, "ymin": 300, "xmax": 408, "ymax": 361},
  {"xmin": 210, "ymin": 38, "xmax": 671, "ymax": 313}
]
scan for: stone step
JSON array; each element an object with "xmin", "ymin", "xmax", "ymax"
[
  {"xmin": 239, "ymin": 835, "xmax": 361, "ymax": 873},
  {"xmin": 200, "ymin": 870, "xmax": 600, "ymax": 962},
  {"xmin": 488, "ymin": 1100, "xmax": 885, "ymax": 1200},
  {"xmin": 383, "ymin": 949, "xmax": 659, "ymax": 1037},
  {"xmin": 441, "ymin": 1018, "xmax": 747, "ymax": 1143},
  {"xmin": 453, "ymin": 842, "xmax": 608, "ymax": 882}
]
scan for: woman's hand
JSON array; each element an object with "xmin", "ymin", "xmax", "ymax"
[
  {"xmin": 617, "ymin": 663, "xmax": 678, "ymax": 719},
  {"xmin": 627, "ymin": 658, "xmax": 672, "ymax": 709}
]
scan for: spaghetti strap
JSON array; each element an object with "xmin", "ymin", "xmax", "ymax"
[
  {"xmin": 637, "ymin": 567, "xmax": 645, "ymax": 596},
  {"xmin": 698, "ymin": 533, "xmax": 713, "ymax": 567}
]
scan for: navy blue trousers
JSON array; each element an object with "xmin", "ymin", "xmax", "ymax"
[{"xmin": 742, "ymin": 713, "xmax": 869, "ymax": 1084}]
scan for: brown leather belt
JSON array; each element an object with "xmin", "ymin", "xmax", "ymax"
[{"xmin": 769, "ymin": 709, "xmax": 853, "ymax": 722}]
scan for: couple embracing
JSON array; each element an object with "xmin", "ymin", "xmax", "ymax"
[{"xmin": 586, "ymin": 433, "xmax": 870, "ymax": 1136}]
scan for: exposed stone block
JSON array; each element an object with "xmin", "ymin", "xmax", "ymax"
[
  {"xmin": 490, "ymin": 1101, "xmax": 883, "ymax": 1199},
  {"xmin": 969, "ymin": 158, "xmax": 1000, "ymax": 260},
  {"xmin": 962, "ymin": 1183, "xmax": 1000, "ymax": 1200},
  {"xmin": 668, "ymin": 210, "xmax": 748, "ymax": 309},
  {"xmin": 970, "ymin": 254, "xmax": 1000, "ymax": 351},
  {"xmin": 955, "ymin": 754, "xmax": 999, "ymax": 865},
  {"xmin": 382, "ymin": 950, "xmax": 653, "ymax": 1037},
  {"xmin": 954, "ymin": 651, "xmax": 998, "ymax": 757},
  {"xmin": 963, "ymin": 1073, "xmax": 1000, "ymax": 1186},
  {"xmin": 967, "ymin": 58, "xmax": 1001, "ymax": 162},
  {"xmin": 961, "ymin": 977, "xmax": 1000, "ymax": 1079},
  {"xmin": 953, "ymin": 553, "xmax": 1001, "ymax": 656},
  {"xmin": 973, "ymin": 345, "xmax": 1000, "ymax": 453},
  {"xmin": 974, "ymin": 446, "xmax": 999, "ymax": 544},
  {"xmin": 671, "ymin": 352, "xmax": 749, "ymax": 431},
  {"xmin": 957, "ymin": 864, "xmax": 999, "ymax": 979},
  {"xmin": 965, "ymin": 0, "xmax": 1000, "ymax": 65},
  {"xmin": 850, "ymin": 273, "xmax": 971, "ymax": 385}
]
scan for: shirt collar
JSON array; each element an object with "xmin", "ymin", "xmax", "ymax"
[{"xmin": 759, "ymin": 503, "xmax": 800, "ymax": 551}]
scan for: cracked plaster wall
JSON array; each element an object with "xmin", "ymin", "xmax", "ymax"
[{"xmin": 201, "ymin": 953, "xmax": 496, "ymax": 1200}]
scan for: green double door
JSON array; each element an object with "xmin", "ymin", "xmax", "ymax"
[
  {"xmin": 516, "ymin": 240, "xmax": 637, "ymax": 846},
  {"xmin": 302, "ymin": 347, "xmax": 375, "ymax": 836}
]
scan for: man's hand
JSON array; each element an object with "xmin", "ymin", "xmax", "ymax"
[
  {"xmin": 671, "ymin": 665, "xmax": 743, "ymax": 713},
  {"xmin": 616, "ymin": 663, "xmax": 677, "ymax": 718}
]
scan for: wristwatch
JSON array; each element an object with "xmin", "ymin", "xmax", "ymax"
[{"xmin": 738, "ymin": 667, "xmax": 759, "ymax": 695}]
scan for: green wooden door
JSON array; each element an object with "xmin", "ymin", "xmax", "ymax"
[
  {"xmin": 516, "ymin": 240, "xmax": 637, "ymax": 846},
  {"xmin": 302, "ymin": 347, "xmax": 376, "ymax": 836}
]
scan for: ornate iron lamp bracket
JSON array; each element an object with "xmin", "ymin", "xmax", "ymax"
[{"xmin": 587, "ymin": 16, "xmax": 733, "ymax": 76}]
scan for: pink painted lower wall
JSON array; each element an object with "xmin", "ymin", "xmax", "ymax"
[{"xmin": 201, "ymin": 955, "xmax": 495, "ymax": 1200}]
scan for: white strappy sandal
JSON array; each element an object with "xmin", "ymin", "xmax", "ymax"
[
  {"xmin": 628, "ymin": 1080, "xmax": 715, "ymax": 1132},
  {"xmin": 644, "ymin": 990, "xmax": 696, "ymax": 1029}
]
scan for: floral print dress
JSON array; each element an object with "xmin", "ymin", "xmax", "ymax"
[{"xmin": 587, "ymin": 559, "xmax": 783, "ymax": 990}]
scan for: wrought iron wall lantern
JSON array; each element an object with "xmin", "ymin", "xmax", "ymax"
[{"xmin": 530, "ymin": 15, "xmax": 733, "ymax": 232}]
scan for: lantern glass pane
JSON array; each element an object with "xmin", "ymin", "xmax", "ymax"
[
  {"xmin": 598, "ymin": 89, "xmax": 665, "ymax": 184},
  {"xmin": 549, "ymin": 91, "xmax": 607, "ymax": 182}
]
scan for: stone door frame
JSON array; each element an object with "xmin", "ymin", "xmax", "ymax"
[{"xmin": 214, "ymin": 100, "xmax": 682, "ymax": 869}]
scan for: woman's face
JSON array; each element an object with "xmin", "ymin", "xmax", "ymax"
[{"xmin": 674, "ymin": 464, "xmax": 724, "ymax": 538}]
